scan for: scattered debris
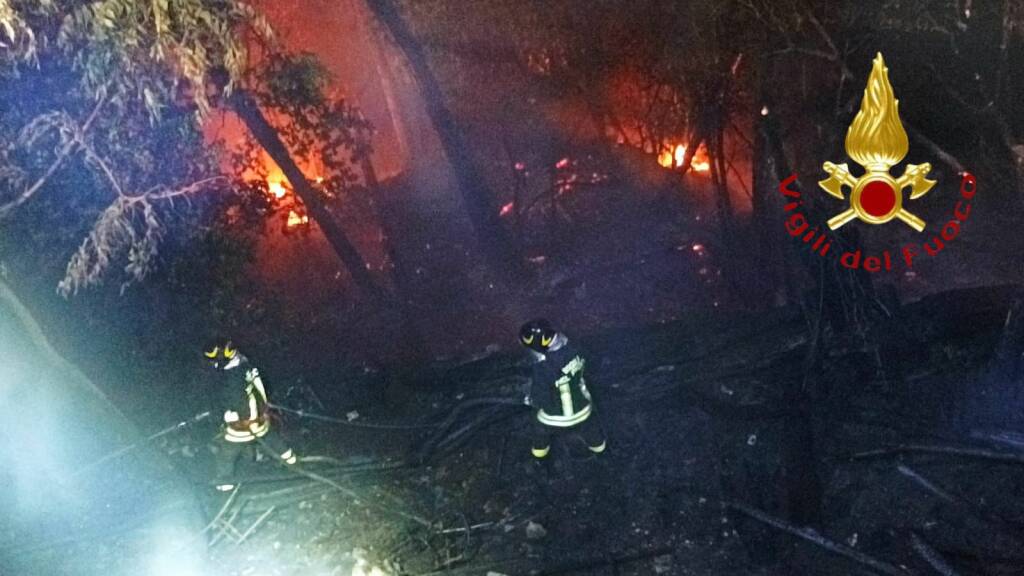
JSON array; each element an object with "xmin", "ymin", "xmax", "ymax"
[
  {"xmin": 525, "ymin": 521, "xmax": 547, "ymax": 540},
  {"xmin": 653, "ymin": 553, "xmax": 674, "ymax": 574}
]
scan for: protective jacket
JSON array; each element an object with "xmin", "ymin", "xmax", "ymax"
[
  {"xmin": 529, "ymin": 338, "xmax": 593, "ymax": 427},
  {"xmin": 216, "ymin": 355, "xmax": 271, "ymax": 443}
]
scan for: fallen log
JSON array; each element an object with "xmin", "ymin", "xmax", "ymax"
[
  {"xmin": 728, "ymin": 501, "xmax": 915, "ymax": 576},
  {"xmin": 896, "ymin": 463, "xmax": 1024, "ymax": 538},
  {"xmin": 897, "ymin": 464, "xmax": 955, "ymax": 503},
  {"xmin": 852, "ymin": 444, "xmax": 1024, "ymax": 465},
  {"xmin": 909, "ymin": 532, "xmax": 962, "ymax": 576}
]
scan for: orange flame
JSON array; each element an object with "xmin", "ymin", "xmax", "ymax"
[
  {"xmin": 265, "ymin": 172, "xmax": 322, "ymax": 200},
  {"xmin": 286, "ymin": 210, "xmax": 309, "ymax": 228},
  {"xmin": 657, "ymin": 143, "xmax": 710, "ymax": 173},
  {"xmin": 268, "ymin": 178, "xmax": 287, "ymax": 199}
]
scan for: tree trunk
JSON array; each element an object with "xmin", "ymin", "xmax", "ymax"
[
  {"xmin": 752, "ymin": 61, "xmax": 797, "ymax": 305},
  {"xmin": 363, "ymin": 0, "xmax": 521, "ymax": 278},
  {"xmin": 712, "ymin": 122, "xmax": 734, "ymax": 242},
  {"xmin": 228, "ymin": 89, "xmax": 383, "ymax": 300},
  {"xmin": 360, "ymin": 154, "xmax": 428, "ymax": 361}
]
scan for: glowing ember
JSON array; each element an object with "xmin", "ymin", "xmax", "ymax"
[
  {"xmin": 555, "ymin": 157, "xmax": 570, "ymax": 169},
  {"xmin": 499, "ymin": 201, "xmax": 515, "ymax": 217},
  {"xmin": 268, "ymin": 178, "xmax": 287, "ymax": 199},
  {"xmin": 657, "ymin": 143, "xmax": 711, "ymax": 173},
  {"xmin": 286, "ymin": 210, "xmax": 309, "ymax": 228}
]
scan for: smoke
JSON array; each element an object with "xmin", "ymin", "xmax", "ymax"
[
  {"xmin": 0, "ymin": 369, "xmax": 82, "ymax": 515},
  {"xmin": 0, "ymin": 290, "xmax": 208, "ymax": 575}
]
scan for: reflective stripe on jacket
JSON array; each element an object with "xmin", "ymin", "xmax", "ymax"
[
  {"xmin": 531, "ymin": 342, "xmax": 593, "ymax": 428},
  {"xmin": 222, "ymin": 365, "xmax": 271, "ymax": 443}
]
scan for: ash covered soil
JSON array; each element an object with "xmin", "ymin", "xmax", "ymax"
[{"xmin": 170, "ymin": 286, "xmax": 1024, "ymax": 576}]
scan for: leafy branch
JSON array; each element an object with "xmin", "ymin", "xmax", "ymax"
[
  {"xmin": 58, "ymin": 176, "xmax": 224, "ymax": 296},
  {"xmin": 0, "ymin": 94, "xmax": 106, "ymax": 219}
]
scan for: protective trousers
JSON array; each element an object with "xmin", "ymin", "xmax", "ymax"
[
  {"xmin": 214, "ymin": 430, "xmax": 296, "ymax": 491},
  {"xmin": 531, "ymin": 412, "xmax": 607, "ymax": 458}
]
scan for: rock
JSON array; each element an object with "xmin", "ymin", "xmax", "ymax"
[
  {"xmin": 653, "ymin": 554, "xmax": 673, "ymax": 574},
  {"xmin": 346, "ymin": 411, "xmax": 360, "ymax": 422},
  {"xmin": 525, "ymin": 520, "xmax": 547, "ymax": 540}
]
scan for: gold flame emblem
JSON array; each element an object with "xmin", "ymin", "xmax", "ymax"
[{"xmin": 819, "ymin": 53, "xmax": 935, "ymax": 232}]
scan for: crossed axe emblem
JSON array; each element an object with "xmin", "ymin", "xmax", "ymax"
[
  {"xmin": 819, "ymin": 161, "xmax": 934, "ymax": 232},
  {"xmin": 818, "ymin": 53, "xmax": 935, "ymax": 233}
]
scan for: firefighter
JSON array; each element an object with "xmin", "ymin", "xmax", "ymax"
[
  {"xmin": 203, "ymin": 339, "xmax": 297, "ymax": 492},
  {"xmin": 519, "ymin": 319, "xmax": 607, "ymax": 460}
]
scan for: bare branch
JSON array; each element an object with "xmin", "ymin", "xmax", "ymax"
[
  {"xmin": 80, "ymin": 139, "xmax": 126, "ymax": 198},
  {"xmin": 132, "ymin": 176, "xmax": 224, "ymax": 202}
]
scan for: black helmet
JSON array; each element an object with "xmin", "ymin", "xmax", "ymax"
[
  {"xmin": 203, "ymin": 338, "xmax": 237, "ymax": 368},
  {"xmin": 519, "ymin": 319, "xmax": 556, "ymax": 353}
]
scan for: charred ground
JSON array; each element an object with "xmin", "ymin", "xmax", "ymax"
[{"xmin": 147, "ymin": 285, "xmax": 1024, "ymax": 576}]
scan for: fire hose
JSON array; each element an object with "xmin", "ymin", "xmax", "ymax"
[
  {"xmin": 72, "ymin": 411, "xmax": 211, "ymax": 478},
  {"xmin": 268, "ymin": 402, "xmax": 438, "ymax": 430}
]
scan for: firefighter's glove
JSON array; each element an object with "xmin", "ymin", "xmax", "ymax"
[{"xmin": 223, "ymin": 410, "xmax": 241, "ymax": 423}]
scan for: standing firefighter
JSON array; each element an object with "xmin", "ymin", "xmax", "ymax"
[
  {"xmin": 520, "ymin": 319, "xmax": 607, "ymax": 459},
  {"xmin": 204, "ymin": 339, "xmax": 297, "ymax": 492}
]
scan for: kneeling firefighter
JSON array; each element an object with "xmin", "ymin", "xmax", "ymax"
[
  {"xmin": 519, "ymin": 319, "xmax": 607, "ymax": 459},
  {"xmin": 203, "ymin": 339, "xmax": 297, "ymax": 492}
]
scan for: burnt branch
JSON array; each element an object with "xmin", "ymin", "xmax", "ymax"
[
  {"xmin": 909, "ymin": 532, "xmax": 962, "ymax": 576},
  {"xmin": 729, "ymin": 501, "xmax": 914, "ymax": 575},
  {"xmin": 852, "ymin": 444, "xmax": 1024, "ymax": 465}
]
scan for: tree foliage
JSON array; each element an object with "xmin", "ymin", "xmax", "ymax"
[
  {"xmin": 0, "ymin": 0, "xmax": 272, "ymax": 294},
  {"xmin": 0, "ymin": 1, "xmax": 376, "ymax": 297},
  {"xmin": 232, "ymin": 52, "xmax": 374, "ymax": 212}
]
